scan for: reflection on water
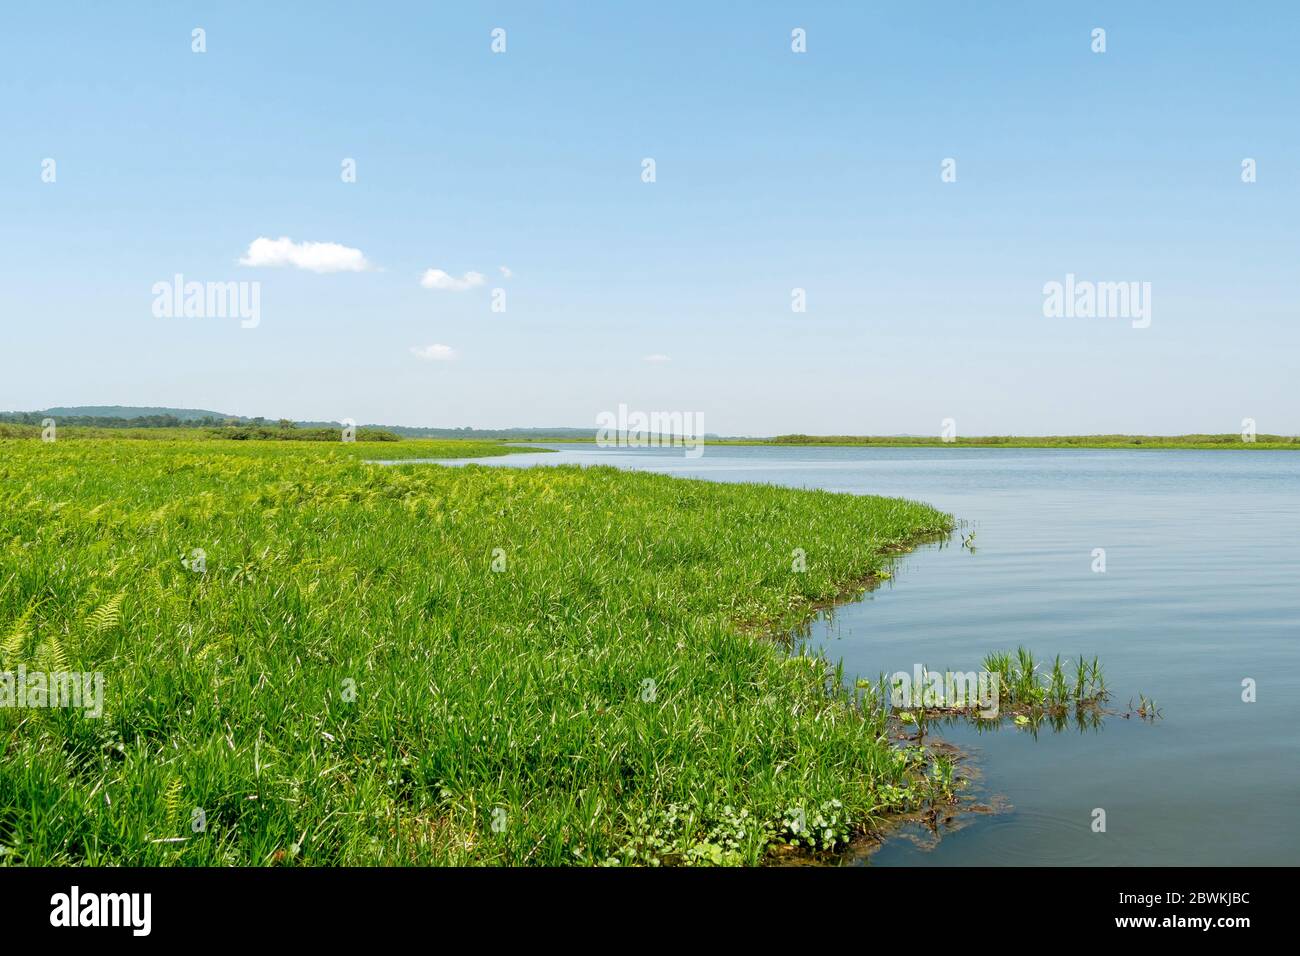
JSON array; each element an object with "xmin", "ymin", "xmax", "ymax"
[
  {"xmin": 393, "ymin": 442, "xmax": 1300, "ymax": 866},
  {"xmin": 920, "ymin": 705, "xmax": 1111, "ymax": 737}
]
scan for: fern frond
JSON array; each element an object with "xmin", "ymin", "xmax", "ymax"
[
  {"xmin": 0, "ymin": 601, "xmax": 38, "ymax": 664},
  {"xmin": 85, "ymin": 593, "xmax": 125, "ymax": 635},
  {"xmin": 163, "ymin": 777, "xmax": 184, "ymax": 828},
  {"xmin": 38, "ymin": 634, "xmax": 68, "ymax": 672}
]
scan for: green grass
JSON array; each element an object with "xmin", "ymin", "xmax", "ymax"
[
  {"xmin": 980, "ymin": 648, "xmax": 1108, "ymax": 712},
  {"xmin": 0, "ymin": 437, "xmax": 953, "ymax": 865}
]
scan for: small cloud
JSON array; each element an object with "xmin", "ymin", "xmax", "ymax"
[
  {"xmin": 239, "ymin": 236, "xmax": 370, "ymax": 273},
  {"xmin": 410, "ymin": 344, "xmax": 458, "ymax": 361},
  {"xmin": 420, "ymin": 269, "xmax": 486, "ymax": 291},
  {"xmin": 643, "ymin": 353, "xmax": 671, "ymax": 363},
  {"xmin": 498, "ymin": 265, "xmax": 513, "ymax": 278}
]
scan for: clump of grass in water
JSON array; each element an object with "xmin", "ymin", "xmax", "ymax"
[
  {"xmin": 1127, "ymin": 693, "xmax": 1162, "ymax": 722},
  {"xmin": 893, "ymin": 649, "xmax": 1121, "ymax": 728},
  {"xmin": 979, "ymin": 647, "xmax": 1113, "ymax": 719}
]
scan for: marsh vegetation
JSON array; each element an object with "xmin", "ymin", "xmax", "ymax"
[{"xmin": 0, "ymin": 437, "xmax": 972, "ymax": 865}]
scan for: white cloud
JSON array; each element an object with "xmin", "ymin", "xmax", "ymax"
[
  {"xmin": 410, "ymin": 344, "xmax": 458, "ymax": 361},
  {"xmin": 643, "ymin": 353, "xmax": 671, "ymax": 363},
  {"xmin": 239, "ymin": 236, "xmax": 371, "ymax": 273},
  {"xmin": 498, "ymin": 265, "xmax": 513, "ymax": 278},
  {"xmin": 420, "ymin": 269, "xmax": 486, "ymax": 291}
]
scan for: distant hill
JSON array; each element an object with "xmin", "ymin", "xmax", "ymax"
[
  {"xmin": 39, "ymin": 405, "xmax": 237, "ymax": 421},
  {"xmin": 0, "ymin": 406, "xmax": 244, "ymax": 428}
]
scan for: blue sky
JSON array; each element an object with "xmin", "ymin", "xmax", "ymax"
[{"xmin": 2, "ymin": 1, "xmax": 1296, "ymax": 435}]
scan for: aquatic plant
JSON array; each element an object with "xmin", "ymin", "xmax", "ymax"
[{"xmin": 977, "ymin": 646, "xmax": 1110, "ymax": 717}]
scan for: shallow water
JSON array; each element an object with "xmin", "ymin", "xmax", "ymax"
[{"xmin": 388, "ymin": 443, "xmax": 1300, "ymax": 865}]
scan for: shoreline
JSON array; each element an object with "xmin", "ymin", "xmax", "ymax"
[{"xmin": 508, "ymin": 437, "xmax": 1300, "ymax": 451}]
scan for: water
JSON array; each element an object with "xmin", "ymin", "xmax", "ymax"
[{"xmin": 391, "ymin": 443, "xmax": 1300, "ymax": 865}]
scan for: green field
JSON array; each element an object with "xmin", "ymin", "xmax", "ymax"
[{"xmin": 0, "ymin": 438, "xmax": 955, "ymax": 865}]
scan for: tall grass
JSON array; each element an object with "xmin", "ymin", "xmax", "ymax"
[
  {"xmin": 980, "ymin": 648, "xmax": 1108, "ymax": 712},
  {"xmin": 0, "ymin": 438, "xmax": 953, "ymax": 865}
]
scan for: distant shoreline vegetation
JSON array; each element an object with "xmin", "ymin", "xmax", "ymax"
[
  {"xmin": 1, "ymin": 408, "xmax": 1294, "ymax": 448},
  {"xmin": 0, "ymin": 408, "xmax": 594, "ymax": 443},
  {"xmin": 753, "ymin": 434, "xmax": 1300, "ymax": 449},
  {"xmin": 513, "ymin": 433, "xmax": 1300, "ymax": 450},
  {"xmin": 0, "ymin": 420, "xmax": 404, "ymax": 442}
]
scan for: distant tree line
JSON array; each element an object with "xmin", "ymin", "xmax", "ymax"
[
  {"xmin": 216, "ymin": 425, "xmax": 399, "ymax": 441},
  {"xmin": 0, "ymin": 412, "xmax": 231, "ymax": 428},
  {"xmin": 0, "ymin": 412, "xmax": 399, "ymax": 441}
]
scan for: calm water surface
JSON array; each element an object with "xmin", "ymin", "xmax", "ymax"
[{"xmin": 392, "ymin": 444, "xmax": 1300, "ymax": 865}]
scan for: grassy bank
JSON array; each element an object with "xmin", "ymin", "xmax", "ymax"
[{"xmin": 0, "ymin": 438, "xmax": 952, "ymax": 865}]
